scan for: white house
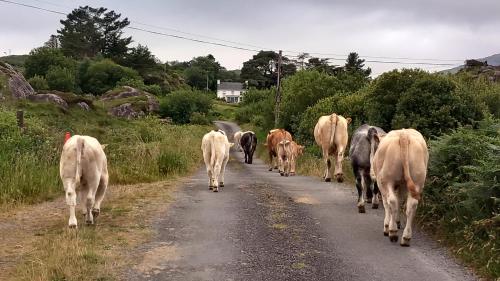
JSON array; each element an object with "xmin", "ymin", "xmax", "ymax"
[{"xmin": 216, "ymin": 80, "xmax": 246, "ymax": 103}]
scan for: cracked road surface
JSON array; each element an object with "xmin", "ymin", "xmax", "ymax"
[{"xmin": 128, "ymin": 121, "xmax": 476, "ymax": 281}]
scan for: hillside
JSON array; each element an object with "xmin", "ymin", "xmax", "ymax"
[
  {"xmin": 442, "ymin": 53, "xmax": 500, "ymax": 74},
  {"xmin": 0, "ymin": 55, "xmax": 29, "ymax": 71}
]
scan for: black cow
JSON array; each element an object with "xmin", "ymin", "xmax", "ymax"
[
  {"xmin": 240, "ymin": 131, "xmax": 257, "ymax": 164},
  {"xmin": 349, "ymin": 124, "xmax": 386, "ymax": 213}
]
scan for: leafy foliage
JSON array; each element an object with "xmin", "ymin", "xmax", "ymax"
[
  {"xmin": 420, "ymin": 118, "xmax": 500, "ymax": 277},
  {"xmin": 45, "ymin": 66, "xmax": 76, "ymax": 92},
  {"xmin": 240, "ymin": 51, "xmax": 296, "ymax": 89},
  {"xmin": 58, "ymin": 6, "xmax": 131, "ymax": 59},
  {"xmin": 28, "ymin": 75, "xmax": 49, "ymax": 91},
  {"xmin": 24, "ymin": 47, "xmax": 76, "ymax": 78},
  {"xmin": 79, "ymin": 59, "xmax": 140, "ymax": 95},
  {"xmin": 159, "ymin": 89, "xmax": 213, "ymax": 124},
  {"xmin": 235, "ymin": 88, "xmax": 275, "ymax": 130}
]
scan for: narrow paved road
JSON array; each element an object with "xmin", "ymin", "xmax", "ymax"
[{"xmin": 128, "ymin": 121, "xmax": 476, "ymax": 281}]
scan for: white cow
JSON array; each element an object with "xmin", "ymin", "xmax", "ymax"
[
  {"xmin": 233, "ymin": 131, "xmax": 243, "ymax": 152},
  {"xmin": 201, "ymin": 130, "xmax": 233, "ymax": 192},
  {"xmin": 60, "ymin": 135, "xmax": 109, "ymax": 228}
]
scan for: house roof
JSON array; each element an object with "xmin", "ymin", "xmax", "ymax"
[{"xmin": 217, "ymin": 82, "xmax": 244, "ymax": 91}]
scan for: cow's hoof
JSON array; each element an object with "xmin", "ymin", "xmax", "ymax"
[
  {"xmin": 290, "ymin": 172, "xmax": 296, "ymax": 176},
  {"xmin": 274, "ymin": 166, "xmax": 278, "ymax": 169},
  {"xmin": 325, "ymin": 178, "xmax": 331, "ymax": 182},
  {"xmin": 86, "ymin": 220, "xmax": 94, "ymax": 225},
  {"xmin": 209, "ymin": 186, "xmax": 213, "ymax": 190},
  {"xmin": 336, "ymin": 177, "xmax": 344, "ymax": 183},
  {"xmin": 358, "ymin": 205, "xmax": 366, "ymax": 213},
  {"xmin": 69, "ymin": 224, "xmax": 77, "ymax": 229},
  {"xmin": 366, "ymin": 198, "xmax": 372, "ymax": 204},
  {"xmin": 92, "ymin": 209, "xmax": 100, "ymax": 219},
  {"xmin": 268, "ymin": 168, "xmax": 273, "ymax": 171},
  {"xmin": 219, "ymin": 182, "xmax": 224, "ymax": 187},
  {"xmin": 285, "ymin": 173, "xmax": 289, "ymax": 177},
  {"xmin": 280, "ymin": 172, "xmax": 285, "ymax": 176},
  {"xmin": 389, "ymin": 232, "xmax": 398, "ymax": 242},
  {"xmin": 397, "ymin": 221, "xmax": 402, "ymax": 229},
  {"xmin": 383, "ymin": 231, "xmax": 389, "ymax": 236},
  {"xmin": 372, "ymin": 203, "xmax": 379, "ymax": 209},
  {"xmin": 400, "ymin": 237, "xmax": 411, "ymax": 247},
  {"xmin": 213, "ymin": 188, "xmax": 219, "ymax": 192}
]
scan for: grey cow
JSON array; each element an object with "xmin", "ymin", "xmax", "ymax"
[{"xmin": 349, "ymin": 124, "xmax": 386, "ymax": 213}]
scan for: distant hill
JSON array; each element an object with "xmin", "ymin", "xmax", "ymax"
[
  {"xmin": 0, "ymin": 55, "xmax": 29, "ymax": 72},
  {"xmin": 441, "ymin": 53, "xmax": 500, "ymax": 74}
]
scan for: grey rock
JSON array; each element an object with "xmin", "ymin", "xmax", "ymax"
[
  {"xmin": 77, "ymin": 101, "xmax": 91, "ymax": 111},
  {"xmin": 27, "ymin": 93, "xmax": 68, "ymax": 109},
  {"xmin": 0, "ymin": 62, "xmax": 35, "ymax": 99},
  {"xmin": 109, "ymin": 103, "xmax": 138, "ymax": 119}
]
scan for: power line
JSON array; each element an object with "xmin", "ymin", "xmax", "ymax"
[{"xmin": 0, "ymin": 0, "xmax": 466, "ymax": 66}]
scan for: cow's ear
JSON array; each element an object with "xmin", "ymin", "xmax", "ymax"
[
  {"xmin": 101, "ymin": 144, "xmax": 108, "ymax": 150},
  {"xmin": 346, "ymin": 117, "xmax": 352, "ymax": 125}
]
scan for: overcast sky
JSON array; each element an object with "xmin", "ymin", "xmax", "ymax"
[{"xmin": 1, "ymin": 0, "xmax": 499, "ymax": 75}]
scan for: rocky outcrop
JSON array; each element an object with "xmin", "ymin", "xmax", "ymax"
[
  {"xmin": 27, "ymin": 93, "xmax": 68, "ymax": 109},
  {"xmin": 0, "ymin": 62, "xmax": 35, "ymax": 99},
  {"xmin": 77, "ymin": 102, "xmax": 90, "ymax": 111},
  {"xmin": 102, "ymin": 86, "xmax": 160, "ymax": 118}
]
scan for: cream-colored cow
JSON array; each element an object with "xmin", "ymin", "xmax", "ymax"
[
  {"xmin": 314, "ymin": 113, "xmax": 351, "ymax": 182},
  {"xmin": 201, "ymin": 130, "xmax": 233, "ymax": 192},
  {"xmin": 371, "ymin": 128, "xmax": 428, "ymax": 246},
  {"xmin": 233, "ymin": 131, "xmax": 243, "ymax": 152},
  {"xmin": 60, "ymin": 135, "xmax": 108, "ymax": 228},
  {"xmin": 277, "ymin": 140, "xmax": 304, "ymax": 176}
]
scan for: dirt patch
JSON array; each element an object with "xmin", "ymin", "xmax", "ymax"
[
  {"xmin": 0, "ymin": 180, "xmax": 178, "ymax": 281},
  {"xmin": 294, "ymin": 196, "xmax": 320, "ymax": 205},
  {"xmin": 134, "ymin": 243, "xmax": 178, "ymax": 275}
]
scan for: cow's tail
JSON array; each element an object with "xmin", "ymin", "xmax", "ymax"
[
  {"xmin": 210, "ymin": 135, "xmax": 217, "ymax": 169},
  {"xmin": 329, "ymin": 113, "xmax": 338, "ymax": 148},
  {"xmin": 400, "ymin": 130, "xmax": 420, "ymax": 200},
  {"xmin": 75, "ymin": 136, "xmax": 84, "ymax": 185}
]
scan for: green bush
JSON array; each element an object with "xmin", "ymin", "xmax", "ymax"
[
  {"xmin": 24, "ymin": 47, "xmax": 76, "ymax": 78},
  {"xmin": 80, "ymin": 59, "xmax": 141, "ymax": 95},
  {"xmin": 28, "ymin": 75, "xmax": 49, "ymax": 91},
  {"xmin": 189, "ymin": 112, "xmax": 211, "ymax": 125},
  {"xmin": 46, "ymin": 66, "xmax": 76, "ymax": 92},
  {"xmin": 159, "ymin": 89, "xmax": 213, "ymax": 124},
  {"xmin": 235, "ymin": 88, "xmax": 275, "ymax": 130},
  {"xmin": 419, "ymin": 118, "xmax": 499, "ymax": 278}
]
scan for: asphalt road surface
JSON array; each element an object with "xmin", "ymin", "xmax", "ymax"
[{"xmin": 128, "ymin": 121, "xmax": 476, "ymax": 281}]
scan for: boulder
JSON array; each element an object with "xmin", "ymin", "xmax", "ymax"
[
  {"xmin": 77, "ymin": 102, "xmax": 91, "ymax": 111},
  {"xmin": 27, "ymin": 93, "xmax": 68, "ymax": 109},
  {"xmin": 0, "ymin": 62, "xmax": 35, "ymax": 99},
  {"xmin": 109, "ymin": 103, "xmax": 141, "ymax": 119}
]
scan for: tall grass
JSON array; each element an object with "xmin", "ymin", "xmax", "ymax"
[{"xmin": 0, "ymin": 102, "xmax": 210, "ymax": 206}]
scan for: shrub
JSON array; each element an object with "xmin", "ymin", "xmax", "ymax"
[
  {"xmin": 80, "ymin": 59, "xmax": 141, "ymax": 95},
  {"xmin": 45, "ymin": 66, "xmax": 76, "ymax": 92},
  {"xmin": 235, "ymin": 88, "xmax": 275, "ymax": 130},
  {"xmin": 189, "ymin": 112, "xmax": 211, "ymax": 125},
  {"xmin": 24, "ymin": 47, "xmax": 76, "ymax": 78},
  {"xmin": 159, "ymin": 89, "xmax": 213, "ymax": 124},
  {"xmin": 419, "ymin": 118, "xmax": 499, "ymax": 278},
  {"xmin": 28, "ymin": 75, "xmax": 49, "ymax": 91}
]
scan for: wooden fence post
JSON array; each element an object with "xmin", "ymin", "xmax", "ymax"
[{"xmin": 16, "ymin": 110, "xmax": 24, "ymax": 132}]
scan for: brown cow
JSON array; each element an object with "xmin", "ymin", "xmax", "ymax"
[
  {"xmin": 371, "ymin": 128, "xmax": 428, "ymax": 247},
  {"xmin": 265, "ymin": 129, "xmax": 292, "ymax": 172},
  {"xmin": 314, "ymin": 113, "xmax": 351, "ymax": 182},
  {"xmin": 277, "ymin": 140, "xmax": 304, "ymax": 176}
]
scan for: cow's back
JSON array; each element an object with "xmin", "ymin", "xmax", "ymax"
[
  {"xmin": 314, "ymin": 114, "xmax": 350, "ymax": 148},
  {"xmin": 60, "ymin": 135, "xmax": 107, "ymax": 180},
  {"xmin": 350, "ymin": 124, "xmax": 385, "ymax": 169}
]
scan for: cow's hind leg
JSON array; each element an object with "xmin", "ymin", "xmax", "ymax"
[
  {"xmin": 64, "ymin": 180, "xmax": 78, "ymax": 228},
  {"xmin": 401, "ymin": 194, "xmax": 418, "ymax": 246},
  {"xmin": 85, "ymin": 175, "xmax": 100, "ymax": 225},
  {"xmin": 268, "ymin": 152, "xmax": 274, "ymax": 171},
  {"xmin": 372, "ymin": 181, "xmax": 380, "ymax": 209},
  {"xmin": 387, "ymin": 184, "xmax": 399, "ymax": 242},
  {"xmin": 92, "ymin": 174, "xmax": 108, "ymax": 220},
  {"xmin": 323, "ymin": 147, "xmax": 331, "ymax": 182},
  {"xmin": 382, "ymin": 193, "xmax": 390, "ymax": 236},
  {"xmin": 219, "ymin": 154, "xmax": 230, "ymax": 189},
  {"xmin": 357, "ymin": 173, "xmax": 368, "ymax": 213},
  {"xmin": 353, "ymin": 167, "xmax": 364, "ymax": 213},
  {"xmin": 334, "ymin": 147, "xmax": 346, "ymax": 183}
]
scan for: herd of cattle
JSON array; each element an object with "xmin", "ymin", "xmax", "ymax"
[{"xmin": 59, "ymin": 112, "xmax": 429, "ymax": 247}]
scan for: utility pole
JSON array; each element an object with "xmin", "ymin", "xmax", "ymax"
[
  {"xmin": 206, "ymin": 72, "xmax": 209, "ymax": 91},
  {"xmin": 274, "ymin": 50, "xmax": 282, "ymax": 127}
]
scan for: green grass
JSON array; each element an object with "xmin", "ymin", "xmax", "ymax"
[
  {"xmin": 212, "ymin": 100, "xmax": 238, "ymax": 121},
  {"xmin": 0, "ymin": 98, "xmax": 211, "ymax": 206}
]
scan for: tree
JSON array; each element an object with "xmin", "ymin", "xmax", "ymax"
[
  {"xmin": 240, "ymin": 51, "xmax": 296, "ymax": 89},
  {"xmin": 345, "ymin": 52, "xmax": 371, "ymax": 77},
  {"xmin": 120, "ymin": 44, "xmax": 163, "ymax": 84},
  {"xmin": 184, "ymin": 54, "xmax": 221, "ymax": 91},
  {"xmin": 24, "ymin": 47, "xmax": 76, "ymax": 78},
  {"xmin": 306, "ymin": 57, "xmax": 338, "ymax": 74},
  {"xmin": 57, "ymin": 6, "xmax": 131, "ymax": 59},
  {"xmin": 45, "ymin": 66, "xmax": 76, "ymax": 92},
  {"xmin": 43, "ymin": 35, "xmax": 60, "ymax": 49}
]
